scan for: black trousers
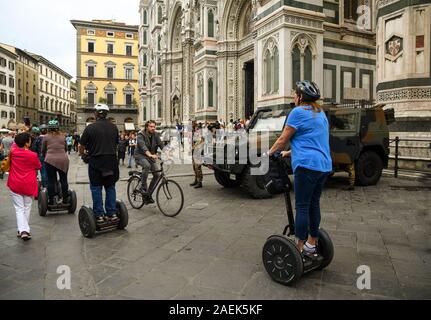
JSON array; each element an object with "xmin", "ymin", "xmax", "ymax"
[{"xmin": 45, "ymin": 162, "xmax": 69, "ymax": 201}]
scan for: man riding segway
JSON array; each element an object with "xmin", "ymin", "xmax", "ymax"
[{"xmin": 79, "ymin": 104, "xmax": 120, "ymax": 225}]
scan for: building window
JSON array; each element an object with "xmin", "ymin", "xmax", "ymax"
[
  {"xmin": 26, "ymin": 82, "xmax": 29, "ymax": 93},
  {"xmin": 0, "ymin": 91, "xmax": 7, "ymax": 104},
  {"xmin": 143, "ymin": 73, "xmax": 147, "ymax": 86},
  {"xmin": 107, "ymin": 43, "xmax": 114, "ymax": 54},
  {"xmin": 0, "ymin": 72, "xmax": 6, "ymax": 85},
  {"xmin": 88, "ymin": 66, "xmax": 95, "ymax": 78},
  {"xmin": 415, "ymin": 9, "xmax": 426, "ymax": 73},
  {"xmin": 25, "ymin": 96, "xmax": 29, "ymax": 107},
  {"xmin": 157, "ymin": 58, "xmax": 161, "ymax": 75},
  {"xmin": 125, "ymin": 68, "xmax": 133, "ymax": 80},
  {"xmin": 157, "ymin": 100, "xmax": 162, "ymax": 118},
  {"xmin": 143, "ymin": 53, "xmax": 147, "ymax": 66},
  {"xmin": 9, "ymin": 61, "xmax": 14, "ymax": 71},
  {"xmin": 107, "ymin": 32, "xmax": 115, "ymax": 37},
  {"xmin": 158, "ymin": 5, "xmax": 163, "ymax": 24},
  {"xmin": 208, "ymin": 10, "xmax": 215, "ymax": 38},
  {"xmin": 126, "ymin": 45, "xmax": 133, "ymax": 56},
  {"xmin": 107, "ymin": 67, "xmax": 114, "ymax": 79},
  {"xmin": 45, "ymin": 81, "xmax": 49, "ymax": 92},
  {"xmin": 143, "ymin": 31, "xmax": 147, "ymax": 45},
  {"xmin": 0, "ymin": 111, "xmax": 7, "ymax": 119},
  {"xmin": 274, "ymin": 47, "xmax": 279, "ymax": 92},
  {"xmin": 107, "ymin": 93, "xmax": 114, "ymax": 106},
  {"xmin": 18, "ymin": 79, "xmax": 22, "ymax": 90},
  {"xmin": 125, "ymin": 94, "xmax": 133, "ymax": 106},
  {"xmin": 0, "ymin": 58, "xmax": 6, "ymax": 67},
  {"xmin": 87, "ymin": 29, "xmax": 95, "ymax": 35},
  {"xmin": 208, "ymin": 78, "xmax": 214, "ymax": 107},
  {"xmin": 264, "ymin": 49, "xmax": 272, "ymax": 94},
  {"xmin": 158, "ymin": 35, "xmax": 161, "ymax": 51},
  {"xmin": 143, "ymin": 10, "xmax": 148, "ymax": 25},
  {"xmin": 33, "ymin": 85, "xmax": 36, "ymax": 95},
  {"xmin": 292, "ymin": 47, "xmax": 301, "ymax": 88},
  {"xmin": 87, "ymin": 92, "xmax": 95, "ymax": 105},
  {"xmin": 10, "ymin": 111, "xmax": 15, "ymax": 119},
  {"xmin": 197, "ymin": 75, "xmax": 203, "ymax": 110},
  {"xmin": 9, "ymin": 93, "xmax": 15, "ymax": 106},
  {"xmin": 88, "ymin": 41, "xmax": 95, "ymax": 53},
  {"xmin": 126, "ymin": 33, "xmax": 133, "ymax": 39}
]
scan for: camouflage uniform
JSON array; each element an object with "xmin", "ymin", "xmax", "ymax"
[{"xmin": 192, "ymin": 129, "xmax": 203, "ymax": 183}]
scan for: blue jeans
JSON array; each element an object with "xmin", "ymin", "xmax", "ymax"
[
  {"xmin": 40, "ymin": 157, "xmax": 48, "ymax": 187},
  {"xmin": 128, "ymin": 150, "xmax": 135, "ymax": 167},
  {"xmin": 90, "ymin": 184, "xmax": 117, "ymax": 217},
  {"xmin": 294, "ymin": 167, "xmax": 329, "ymax": 241}
]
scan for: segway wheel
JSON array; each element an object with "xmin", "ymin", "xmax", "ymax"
[
  {"xmin": 262, "ymin": 235, "xmax": 303, "ymax": 286},
  {"xmin": 317, "ymin": 228, "xmax": 334, "ymax": 270},
  {"xmin": 116, "ymin": 200, "xmax": 129, "ymax": 230},
  {"xmin": 38, "ymin": 189, "xmax": 48, "ymax": 217},
  {"xmin": 68, "ymin": 190, "xmax": 77, "ymax": 214},
  {"xmin": 78, "ymin": 206, "xmax": 96, "ymax": 238}
]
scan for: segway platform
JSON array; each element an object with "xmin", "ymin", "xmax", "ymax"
[{"xmin": 78, "ymin": 200, "xmax": 128, "ymax": 238}]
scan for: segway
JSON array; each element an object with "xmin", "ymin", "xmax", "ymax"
[
  {"xmin": 262, "ymin": 152, "xmax": 334, "ymax": 286},
  {"xmin": 78, "ymin": 200, "xmax": 128, "ymax": 238},
  {"xmin": 38, "ymin": 180, "xmax": 77, "ymax": 216}
]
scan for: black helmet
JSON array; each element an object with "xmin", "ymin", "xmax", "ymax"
[{"xmin": 296, "ymin": 80, "xmax": 321, "ymax": 101}]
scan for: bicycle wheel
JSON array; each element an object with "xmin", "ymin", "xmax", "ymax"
[
  {"xmin": 156, "ymin": 179, "xmax": 184, "ymax": 217},
  {"xmin": 127, "ymin": 176, "xmax": 145, "ymax": 209}
]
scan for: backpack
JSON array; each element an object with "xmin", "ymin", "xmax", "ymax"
[{"xmin": 264, "ymin": 157, "xmax": 290, "ymax": 195}]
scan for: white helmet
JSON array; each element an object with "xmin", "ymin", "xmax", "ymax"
[{"xmin": 94, "ymin": 103, "xmax": 110, "ymax": 112}]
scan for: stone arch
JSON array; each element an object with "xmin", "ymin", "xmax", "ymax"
[
  {"xmin": 290, "ymin": 33, "xmax": 317, "ymax": 55},
  {"xmin": 221, "ymin": 0, "xmax": 252, "ymax": 41},
  {"xmin": 168, "ymin": 2, "xmax": 182, "ymax": 52}
]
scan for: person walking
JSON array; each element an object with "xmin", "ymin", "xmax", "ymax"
[
  {"xmin": 118, "ymin": 134, "xmax": 128, "ymax": 166},
  {"xmin": 7, "ymin": 132, "xmax": 41, "ymax": 241},
  {"xmin": 267, "ymin": 80, "xmax": 332, "ymax": 254},
  {"xmin": 127, "ymin": 133, "xmax": 137, "ymax": 169},
  {"xmin": 66, "ymin": 134, "xmax": 73, "ymax": 155}
]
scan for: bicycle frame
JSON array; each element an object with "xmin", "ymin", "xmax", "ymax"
[{"xmin": 130, "ymin": 161, "xmax": 167, "ymax": 196}]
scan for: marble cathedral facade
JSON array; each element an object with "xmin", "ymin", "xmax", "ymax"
[{"xmin": 140, "ymin": 0, "xmax": 431, "ymax": 129}]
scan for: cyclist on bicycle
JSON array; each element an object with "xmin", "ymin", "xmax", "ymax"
[
  {"xmin": 79, "ymin": 104, "xmax": 120, "ymax": 225},
  {"xmin": 135, "ymin": 120, "xmax": 165, "ymax": 204}
]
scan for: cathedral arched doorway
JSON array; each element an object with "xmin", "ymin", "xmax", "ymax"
[{"xmin": 219, "ymin": 0, "xmax": 255, "ymax": 121}]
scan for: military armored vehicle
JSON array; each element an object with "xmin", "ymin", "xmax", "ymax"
[{"xmin": 203, "ymin": 103, "xmax": 392, "ymax": 199}]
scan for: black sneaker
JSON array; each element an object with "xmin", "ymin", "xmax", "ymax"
[
  {"xmin": 144, "ymin": 196, "xmax": 155, "ymax": 204},
  {"xmin": 194, "ymin": 182, "xmax": 203, "ymax": 189},
  {"xmin": 109, "ymin": 214, "xmax": 119, "ymax": 223},
  {"xmin": 96, "ymin": 216, "xmax": 105, "ymax": 225}
]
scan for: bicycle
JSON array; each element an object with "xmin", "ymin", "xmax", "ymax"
[{"xmin": 127, "ymin": 160, "xmax": 184, "ymax": 217}]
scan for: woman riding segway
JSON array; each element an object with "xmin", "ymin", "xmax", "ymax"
[
  {"xmin": 263, "ymin": 80, "xmax": 334, "ymax": 285},
  {"xmin": 42, "ymin": 119, "xmax": 71, "ymax": 206}
]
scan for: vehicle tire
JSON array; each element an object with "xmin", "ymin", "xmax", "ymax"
[
  {"xmin": 213, "ymin": 170, "xmax": 242, "ymax": 188},
  {"xmin": 38, "ymin": 189, "xmax": 48, "ymax": 217},
  {"xmin": 241, "ymin": 165, "xmax": 272, "ymax": 199},
  {"xmin": 156, "ymin": 179, "xmax": 184, "ymax": 217},
  {"xmin": 355, "ymin": 151, "xmax": 383, "ymax": 186},
  {"xmin": 262, "ymin": 235, "xmax": 304, "ymax": 286},
  {"xmin": 116, "ymin": 200, "xmax": 128, "ymax": 230},
  {"xmin": 317, "ymin": 228, "xmax": 334, "ymax": 270},
  {"xmin": 68, "ymin": 190, "xmax": 77, "ymax": 214},
  {"xmin": 127, "ymin": 175, "xmax": 145, "ymax": 209},
  {"xmin": 78, "ymin": 206, "xmax": 96, "ymax": 238}
]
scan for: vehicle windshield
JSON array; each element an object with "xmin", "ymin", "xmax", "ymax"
[{"xmin": 250, "ymin": 109, "xmax": 289, "ymax": 132}]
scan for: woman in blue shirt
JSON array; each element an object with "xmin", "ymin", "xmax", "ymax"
[{"xmin": 267, "ymin": 81, "xmax": 332, "ymax": 254}]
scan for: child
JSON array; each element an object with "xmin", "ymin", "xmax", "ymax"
[{"xmin": 7, "ymin": 132, "xmax": 41, "ymax": 241}]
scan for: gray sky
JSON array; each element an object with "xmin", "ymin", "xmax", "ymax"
[{"xmin": 0, "ymin": 0, "xmax": 140, "ymax": 80}]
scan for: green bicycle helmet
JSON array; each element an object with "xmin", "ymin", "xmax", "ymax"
[
  {"xmin": 48, "ymin": 119, "xmax": 60, "ymax": 130},
  {"xmin": 31, "ymin": 126, "xmax": 41, "ymax": 134}
]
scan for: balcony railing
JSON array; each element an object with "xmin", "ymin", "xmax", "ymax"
[{"xmin": 77, "ymin": 104, "xmax": 139, "ymax": 113}]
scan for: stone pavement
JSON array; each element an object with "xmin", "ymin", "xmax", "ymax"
[{"xmin": 0, "ymin": 152, "xmax": 430, "ymax": 300}]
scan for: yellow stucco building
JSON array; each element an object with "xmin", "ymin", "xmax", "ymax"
[{"xmin": 71, "ymin": 19, "xmax": 139, "ymax": 132}]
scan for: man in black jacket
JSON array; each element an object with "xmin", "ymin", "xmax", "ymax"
[
  {"xmin": 79, "ymin": 104, "xmax": 120, "ymax": 225},
  {"xmin": 135, "ymin": 120, "xmax": 165, "ymax": 203}
]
